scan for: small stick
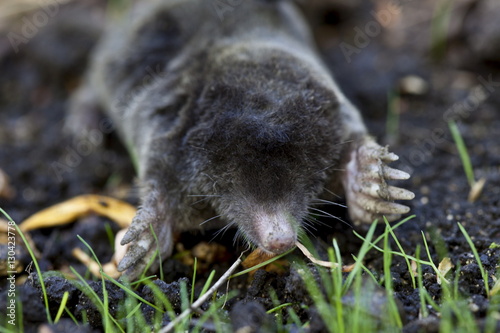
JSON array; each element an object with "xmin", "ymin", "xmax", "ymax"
[{"xmin": 159, "ymin": 252, "xmax": 244, "ymax": 333}]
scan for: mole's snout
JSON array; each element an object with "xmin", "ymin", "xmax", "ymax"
[
  {"xmin": 254, "ymin": 210, "xmax": 298, "ymax": 254},
  {"xmin": 261, "ymin": 233, "xmax": 296, "ymax": 253}
]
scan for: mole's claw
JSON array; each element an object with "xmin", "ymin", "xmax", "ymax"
[
  {"xmin": 117, "ymin": 244, "xmax": 149, "ymax": 271},
  {"xmin": 121, "ymin": 207, "xmax": 159, "ymax": 245},
  {"xmin": 382, "ymin": 165, "xmax": 410, "ymax": 180},
  {"xmin": 116, "ymin": 188, "xmax": 175, "ymax": 279},
  {"xmin": 382, "ymin": 213, "xmax": 404, "ymax": 223},
  {"xmin": 376, "ymin": 201, "xmax": 411, "ymax": 215},
  {"xmin": 387, "ymin": 186, "xmax": 415, "ymax": 201},
  {"xmin": 380, "ymin": 151, "xmax": 399, "ymax": 162},
  {"xmin": 342, "ymin": 137, "xmax": 414, "ymax": 224}
]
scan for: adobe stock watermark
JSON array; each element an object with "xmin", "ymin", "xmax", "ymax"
[
  {"xmin": 397, "ymin": 74, "xmax": 499, "ymax": 174},
  {"xmin": 50, "ymin": 119, "xmax": 114, "ymax": 182},
  {"xmin": 339, "ymin": 0, "xmax": 413, "ymax": 64},
  {"xmin": 4, "ymin": 215, "xmax": 18, "ymax": 326},
  {"xmin": 114, "ymin": 64, "xmax": 168, "ymax": 111},
  {"xmin": 51, "ymin": 63, "xmax": 167, "ymax": 182},
  {"xmin": 211, "ymin": 0, "xmax": 245, "ymax": 21},
  {"xmin": 6, "ymin": 0, "xmax": 71, "ymax": 53}
]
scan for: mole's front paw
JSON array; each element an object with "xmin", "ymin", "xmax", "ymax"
[
  {"xmin": 117, "ymin": 206, "xmax": 173, "ymax": 279},
  {"xmin": 343, "ymin": 137, "xmax": 415, "ymax": 224}
]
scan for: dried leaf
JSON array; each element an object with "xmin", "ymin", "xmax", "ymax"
[
  {"xmin": 72, "ymin": 247, "xmax": 121, "ymax": 279},
  {"xmin": 241, "ymin": 248, "xmax": 289, "ymax": 274},
  {"xmin": 437, "ymin": 257, "xmax": 453, "ymax": 285},
  {"xmin": 20, "ymin": 194, "xmax": 136, "ymax": 232},
  {"xmin": 468, "ymin": 177, "xmax": 486, "ymax": 203},
  {"xmin": 241, "ymin": 248, "xmax": 276, "ymax": 269},
  {"xmin": 411, "ymin": 260, "xmax": 418, "ymax": 277}
]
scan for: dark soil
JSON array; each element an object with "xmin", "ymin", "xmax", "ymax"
[{"xmin": 1, "ymin": 0, "xmax": 500, "ymax": 332}]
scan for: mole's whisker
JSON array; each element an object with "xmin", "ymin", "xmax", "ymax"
[
  {"xmin": 304, "ymin": 213, "xmax": 331, "ymax": 228},
  {"xmin": 199, "ymin": 214, "xmax": 222, "ymax": 226},
  {"xmin": 302, "ymin": 216, "xmax": 318, "ymax": 233},
  {"xmin": 308, "ymin": 207, "xmax": 351, "ymax": 228},
  {"xmin": 322, "ymin": 188, "xmax": 343, "ymax": 199},
  {"xmin": 314, "ymin": 164, "xmax": 345, "ymax": 175},
  {"xmin": 210, "ymin": 221, "xmax": 235, "ymax": 242},
  {"xmin": 187, "ymin": 194, "xmax": 222, "ymax": 197},
  {"xmin": 310, "ymin": 198, "xmax": 347, "ymax": 208}
]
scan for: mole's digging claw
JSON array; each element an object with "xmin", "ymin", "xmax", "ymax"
[
  {"xmin": 387, "ymin": 186, "xmax": 415, "ymax": 201},
  {"xmin": 117, "ymin": 244, "xmax": 149, "ymax": 271},
  {"xmin": 382, "ymin": 165, "xmax": 411, "ymax": 180},
  {"xmin": 343, "ymin": 137, "xmax": 414, "ymax": 224},
  {"xmin": 117, "ymin": 196, "xmax": 174, "ymax": 278}
]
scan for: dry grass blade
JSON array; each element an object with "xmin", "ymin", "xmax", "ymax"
[{"xmin": 295, "ymin": 242, "xmax": 355, "ymax": 272}]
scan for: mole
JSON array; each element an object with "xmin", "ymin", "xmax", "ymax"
[{"xmin": 70, "ymin": 0, "xmax": 415, "ymax": 278}]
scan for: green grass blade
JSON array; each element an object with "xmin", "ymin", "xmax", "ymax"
[
  {"xmin": 199, "ymin": 270, "xmax": 216, "ymax": 297},
  {"xmin": 384, "ymin": 217, "xmax": 416, "ymax": 288},
  {"xmin": 448, "ymin": 120, "xmax": 475, "ymax": 186},
  {"xmin": 54, "ymin": 291, "xmax": 70, "ymax": 323},
  {"xmin": 457, "ymin": 222, "xmax": 490, "ymax": 296},
  {"xmin": 191, "ymin": 257, "xmax": 197, "ymax": 304},
  {"xmin": 344, "ymin": 220, "xmax": 378, "ymax": 290}
]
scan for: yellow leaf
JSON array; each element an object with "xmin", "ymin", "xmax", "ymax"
[{"xmin": 20, "ymin": 194, "xmax": 136, "ymax": 232}]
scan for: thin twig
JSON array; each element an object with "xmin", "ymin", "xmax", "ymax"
[{"xmin": 159, "ymin": 252, "xmax": 244, "ymax": 333}]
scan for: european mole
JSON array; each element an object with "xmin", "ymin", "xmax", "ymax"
[{"xmin": 71, "ymin": 0, "xmax": 414, "ymax": 278}]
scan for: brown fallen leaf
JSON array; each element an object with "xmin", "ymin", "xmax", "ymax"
[
  {"xmin": 241, "ymin": 248, "xmax": 276, "ymax": 269},
  {"xmin": 241, "ymin": 248, "xmax": 289, "ymax": 274},
  {"xmin": 20, "ymin": 194, "xmax": 136, "ymax": 232}
]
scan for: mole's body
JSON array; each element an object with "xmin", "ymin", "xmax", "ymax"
[{"xmin": 72, "ymin": 0, "xmax": 414, "ymax": 277}]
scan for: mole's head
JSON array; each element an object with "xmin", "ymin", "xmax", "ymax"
[{"xmin": 186, "ymin": 50, "xmax": 344, "ymax": 254}]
